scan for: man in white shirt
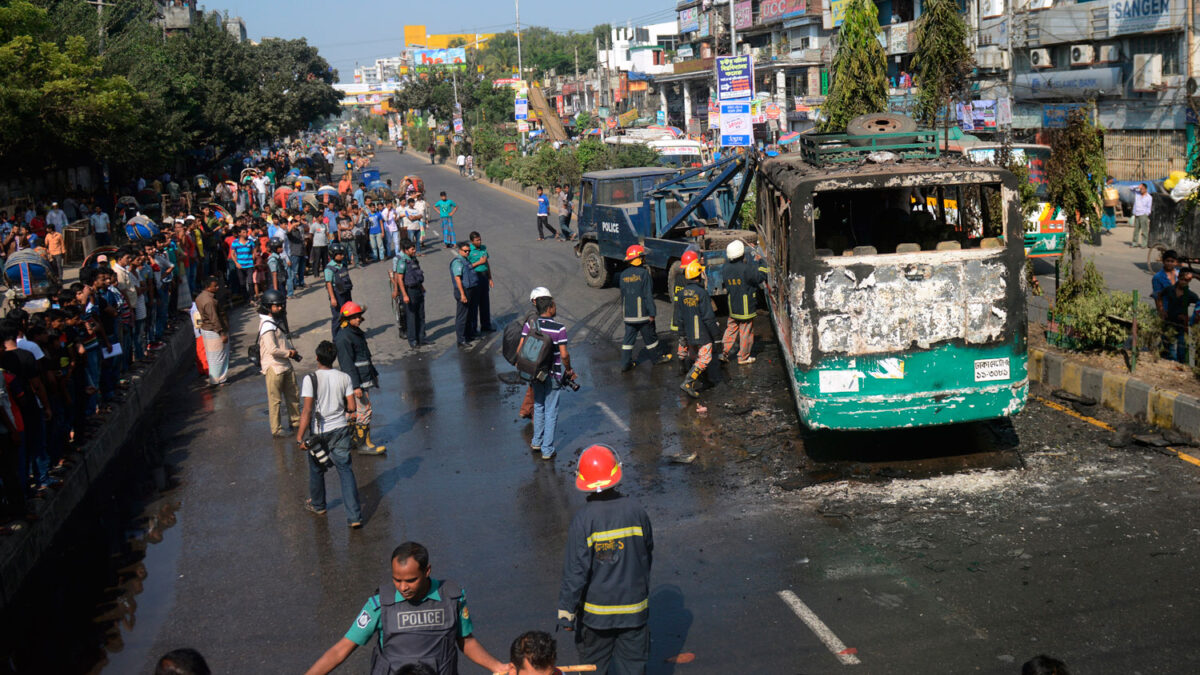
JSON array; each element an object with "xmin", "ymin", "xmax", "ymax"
[
  {"xmin": 296, "ymin": 340, "xmax": 363, "ymax": 528},
  {"xmin": 456, "ymin": 153, "xmax": 466, "ymax": 176},
  {"xmin": 252, "ymin": 174, "xmax": 269, "ymax": 210},
  {"xmin": 403, "ymin": 198, "xmax": 423, "ymax": 253},
  {"xmin": 45, "ymin": 203, "xmax": 67, "ymax": 232},
  {"xmin": 383, "ymin": 203, "xmax": 399, "ymax": 257},
  {"xmin": 90, "ymin": 205, "xmax": 111, "ymax": 245},
  {"xmin": 1131, "ymin": 183, "xmax": 1153, "ymax": 248}
]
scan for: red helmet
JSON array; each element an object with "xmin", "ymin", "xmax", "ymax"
[
  {"xmin": 340, "ymin": 301, "xmax": 365, "ymax": 317},
  {"xmin": 624, "ymin": 244, "xmax": 646, "ymax": 261},
  {"xmin": 576, "ymin": 444, "xmax": 623, "ymax": 492},
  {"xmin": 680, "ymin": 250, "xmax": 699, "ymax": 267}
]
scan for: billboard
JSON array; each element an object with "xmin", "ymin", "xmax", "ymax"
[
  {"xmin": 760, "ymin": 0, "xmax": 806, "ymax": 23},
  {"xmin": 735, "ymin": 1, "xmax": 755, "ymax": 29},
  {"xmin": 716, "ymin": 55, "xmax": 755, "ymax": 101},
  {"xmin": 719, "ymin": 102, "xmax": 753, "ymax": 147},
  {"xmin": 678, "ymin": 7, "xmax": 699, "ymax": 32},
  {"xmin": 413, "ymin": 47, "xmax": 467, "ymax": 70}
]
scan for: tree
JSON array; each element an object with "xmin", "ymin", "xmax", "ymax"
[
  {"xmin": 819, "ymin": 0, "xmax": 888, "ymax": 132},
  {"xmin": 0, "ymin": 0, "xmax": 142, "ymax": 173},
  {"xmin": 1047, "ymin": 108, "xmax": 1106, "ymax": 283},
  {"xmin": 911, "ymin": 0, "xmax": 973, "ymax": 141}
]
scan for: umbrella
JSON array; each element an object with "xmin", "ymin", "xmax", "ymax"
[
  {"xmin": 778, "ymin": 132, "xmax": 802, "ymax": 145},
  {"xmin": 316, "ymin": 185, "xmax": 340, "ymax": 199}
]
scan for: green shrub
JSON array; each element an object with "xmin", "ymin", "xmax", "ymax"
[
  {"xmin": 1050, "ymin": 260, "xmax": 1161, "ymax": 352},
  {"xmin": 485, "ymin": 156, "xmax": 512, "ymax": 182}
]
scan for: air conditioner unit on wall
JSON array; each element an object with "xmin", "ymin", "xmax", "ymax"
[
  {"xmin": 1096, "ymin": 45, "xmax": 1119, "ymax": 63},
  {"xmin": 1070, "ymin": 45, "xmax": 1094, "ymax": 66},
  {"xmin": 1028, "ymin": 0, "xmax": 1054, "ymax": 10},
  {"xmin": 1133, "ymin": 53, "xmax": 1164, "ymax": 92},
  {"xmin": 978, "ymin": 47, "xmax": 1011, "ymax": 71},
  {"xmin": 1030, "ymin": 48, "xmax": 1053, "ymax": 69}
]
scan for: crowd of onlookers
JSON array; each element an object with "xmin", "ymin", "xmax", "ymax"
[{"xmin": 0, "ymin": 134, "xmax": 395, "ymax": 535}]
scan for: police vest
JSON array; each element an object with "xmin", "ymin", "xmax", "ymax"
[
  {"xmin": 327, "ymin": 261, "xmax": 352, "ymax": 296},
  {"xmin": 369, "ymin": 580, "xmax": 463, "ymax": 675},
  {"xmin": 450, "ymin": 257, "xmax": 479, "ymax": 297}
]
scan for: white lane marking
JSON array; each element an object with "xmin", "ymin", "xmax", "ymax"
[
  {"xmin": 596, "ymin": 402, "xmax": 630, "ymax": 432},
  {"xmin": 777, "ymin": 590, "xmax": 861, "ymax": 665}
]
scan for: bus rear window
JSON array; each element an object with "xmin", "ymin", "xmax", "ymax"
[{"xmin": 812, "ymin": 183, "xmax": 1006, "ymax": 256}]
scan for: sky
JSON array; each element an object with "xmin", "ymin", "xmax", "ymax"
[{"xmin": 222, "ymin": 0, "xmax": 678, "ymax": 81}]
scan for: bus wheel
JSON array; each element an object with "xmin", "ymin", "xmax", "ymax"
[
  {"xmin": 1147, "ymin": 243, "xmax": 1168, "ymax": 275},
  {"xmin": 581, "ymin": 242, "xmax": 610, "ymax": 288}
]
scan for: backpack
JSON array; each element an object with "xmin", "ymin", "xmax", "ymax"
[
  {"xmin": 502, "ymin": 311, "xmax": 537, "ymax": 365},
  {"xmin": 515, "ymin": 316, "xmax": 556, "ymax": 382},
  {"xmin": 248, "ymin": 319, "xmax": 279, "ymax": 371}
]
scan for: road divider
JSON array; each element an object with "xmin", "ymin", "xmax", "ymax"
[{"xmin": 777, "ymin": 589, "xmax": 862, "ymax": 666}]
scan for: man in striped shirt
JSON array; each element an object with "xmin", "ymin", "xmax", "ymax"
[{"xmin": 230, "ymin": 228, "xmax": 256, "ymax": 299}]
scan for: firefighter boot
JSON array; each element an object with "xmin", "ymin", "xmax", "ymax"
[
  {"xmin": 355, "ymin": 424, "xmax": 386, "ymax": 455},
  {"xmin": 653, "ymin": 350, "xmax": 673, "ymax": 366},
  {"xmin": 679, "ymin": 366, "xmax": 702, "ymax": 398}
]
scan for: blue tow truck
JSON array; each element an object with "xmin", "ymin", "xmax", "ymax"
[{"xmin": 574, "ymin": 153, "xmax": 759, "ymax": 294}]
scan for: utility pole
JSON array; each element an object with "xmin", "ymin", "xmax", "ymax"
[
  {"xmin": 729, "ymin": 0, "xmax": 737, "ymax": 56},
  {"xmin": 515, "ymin": 0, "xmax": 524, "ymax": 79},
  {"xmin": 1006, "ymin": 0, "xmax": 1016, "ymax": 145},
  {"xmin": 85, "ymin": 0, "xmax": 115, "ymax": 55}
]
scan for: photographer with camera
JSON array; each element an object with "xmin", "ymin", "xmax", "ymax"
[
  {"xmin": 295, "ymin": 340, "xmax": 363, "ymax": 529},
  {"xmin": 517, "ymin": 293, "xmax": 575, "ymax": 461},
  {"xmin": 257, "ymin": 289, "xmax": 302, "ymax": 438}
]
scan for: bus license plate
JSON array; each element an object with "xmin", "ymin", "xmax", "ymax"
[{"xmin": 974, "ymin": 358, "xmax": 1010, "ymax": 382}]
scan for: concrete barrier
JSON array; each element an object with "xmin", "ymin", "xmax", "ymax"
[
  {"xmin": 1029, "ymin": 346, "xmax": 1200, "ymax": 441},
  {"xmin": 0, "ymin": 321, "xmax": 193, "ymax": 609}
]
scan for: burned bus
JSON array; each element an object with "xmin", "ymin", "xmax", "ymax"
[{"xmin": 755, "ymin": 129, "xmax": 1028, "ymax": 430}]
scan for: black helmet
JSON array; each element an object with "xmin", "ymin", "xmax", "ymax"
[
  {"xmin": 269, "ymin": 238, "xmax": 284, "ymax": 252},
  {"xmin": 329, "ymin": 242, "xmax": 346, "ymax": 256},
  {"xmin": 260, "ymin": 289, "xmax": 286, "ymax": 308}
]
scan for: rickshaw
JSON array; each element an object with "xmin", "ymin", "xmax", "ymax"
[
  {"xmin": 83, "ymin": 245, "xmax": 119, "ymax": 270},
  {"xmin": 3, "ymin": 249, "xmax": 60, "ymax": 312}
]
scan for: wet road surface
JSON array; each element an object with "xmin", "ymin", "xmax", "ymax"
[{"xmin": 9, "ymin": 150, "xmax": 1200, "ymax": 674}]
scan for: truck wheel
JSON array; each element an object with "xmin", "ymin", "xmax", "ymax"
[{"xmin": 581, "ymin": 242, "xmax": 610, "ymax": 288}]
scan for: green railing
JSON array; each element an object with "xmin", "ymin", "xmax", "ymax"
[{"xmin": 799, "ymin": 129, "xmax": 941, "ymax": 165}]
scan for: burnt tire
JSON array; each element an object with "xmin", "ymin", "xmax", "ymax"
[
  {"xmin": 845, "ymin": 112, "xmax": 919, "ymax": 147},
  {"xmin": 581, "ymin": 242, "xmax": 610, "ymax": 288}
]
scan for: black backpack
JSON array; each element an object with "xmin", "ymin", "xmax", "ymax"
[
  {"xmin": 515, "ymin": 316, "xmax": 556, "ymax": 382},
  {"xmin": 502, "ymin": 311, "xmax": 536, "ymax": 365}
]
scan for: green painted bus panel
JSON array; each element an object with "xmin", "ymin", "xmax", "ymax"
[{"xmin": 795, "ymin": 342, "xmax": 1028, "ymax": 430}]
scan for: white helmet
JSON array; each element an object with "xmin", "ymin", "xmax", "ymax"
[
  {"xmin": 726, "ymin": 239, "xmax": 746, "ymax": 260},
  {"xmin": 530, "ymin": 286, "xmax": 552, "ymax": 302}
]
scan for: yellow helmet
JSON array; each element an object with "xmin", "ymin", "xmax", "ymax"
[{"xmin": 684, "ymin": 259, "xmax": 703, "ymax": 280}]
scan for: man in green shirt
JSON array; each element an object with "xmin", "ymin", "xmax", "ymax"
[
  {"xmin": 433, "ymin": 191, "xmax": 458, "ymax": 248},
  {"xmin": 468, "ymin": 231, "xmax": 494, "ymax": 333},
  {"xmin": 303, "ymin": 542, "xmax": 507, "ymax": 675}
]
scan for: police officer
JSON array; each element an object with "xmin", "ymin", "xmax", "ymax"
[
  {"xmin": 558, "ymin": 444, "xmax": 653, "ymax": 675},
  {"xmin": 719, "ymin": 239, "xmax": 768, "ymax": 365},
  {"xmin": 669, "ymin": 250, "xmax": 701, "ymax": 376},
  {"xmin": 618, "ymin": 244, "xmax": 671, "ymax": 372},
  {"xmin": 450, "ymin": 241, "xmax": 480, "ymax": 346},
  {"xmin": 334, "ymin": 301, "xmax": 386, "ymax": 455},
  {"xmin": 303, "ymin": 542, "xmax": 508, "ymax": 675},
  {"xmin": 266, "ymin": 238, "xmax": 288, "ymax": 295},
  {"xmin": 678, "ymin": 259, "xmax": 720, "ymax": 398},
  {"xmin": 391, "ymin": 238, "xmax": 427, "ymax": 348},
  {"xmin": 325, "ymin": 242, "xmax": 352, "ymax": 338}
]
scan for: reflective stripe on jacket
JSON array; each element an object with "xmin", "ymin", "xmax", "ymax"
[{"xmin": 559, "ymin": 491, "xmax": 653, "ymax": 630}]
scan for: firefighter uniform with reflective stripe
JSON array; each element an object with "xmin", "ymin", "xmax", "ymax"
[
  {"xmin": 558, "ymin": 490, "xmax": 653, "ymax": 674},
  {"xmin": 669, "ymin": 269, "xmax": 688, "ymax": 362},
  {"xmin": 679, "ymin": 279, "xmax": 720, "ymax": 396},
  {"xmin": 721, "ymin": 257, "xmax": 768, "ymax": 361},
  {"xmin": 618, "ymin": 263, "xmax": 662, "ymax": 369}
]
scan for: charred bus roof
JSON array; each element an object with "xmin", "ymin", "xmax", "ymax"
[{"xmin": 759, "ymin": 153, "xmax": 1017, "ymax": 195}]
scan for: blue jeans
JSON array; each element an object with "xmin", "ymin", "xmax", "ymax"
[
  {"xmin": 531, "ymin": 375, "xmax": 562, "ymax": 458},
  {"xmin": 388, "ymin": 230, "xmax": 401, "ymax": 256},
  {"xmin": 1164, "ymin": 323, "xmax": 1189, "ymax": 363},
  {"xmin": 307, "ymin": 426, "xmax": 362, "ymax": 523},
  {"xmin": 291, "ymin": 254, "xmax": 306, "ymax": 288},
  {"xmin": 369, "ymin": 233, "xmax": 385, "ymax": 261},
  {"xmin": 84, "ymin": 349, "xmax": 101, "ymax": 414}
]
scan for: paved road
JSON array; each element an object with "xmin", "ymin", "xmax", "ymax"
[{"xmin": 9, "ymin": 150, "xmax": 1200, "ymax": 675}]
